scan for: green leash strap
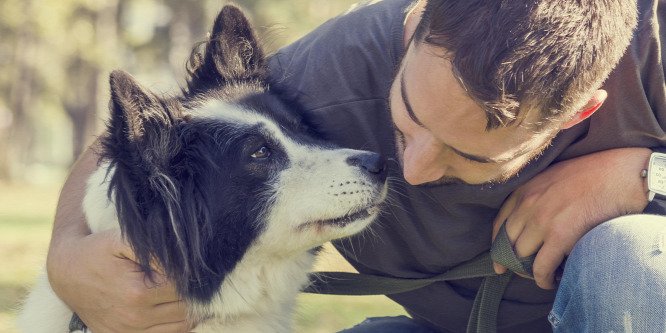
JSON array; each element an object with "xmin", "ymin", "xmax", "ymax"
[
  {"xmin": 305, "ymin": 252, "xmax": 495, "ymax": 295},
  {"xmin": 490, "ymin": 222, "xmax": 535, "ymax": 277},
  {"xmin": 465, "ymin": 222, "xmax": 536, "ymax": 333},
  {"xmin": 466, "ymin": 271, "xmax": 513, "ymax": 333},
  {"xmin": 67, "ymin": 223, "xmax": 531, "ymax": 333},
  {"xmin": 304, "ymin": 221, "xmax": 535, "ymax": 333}
]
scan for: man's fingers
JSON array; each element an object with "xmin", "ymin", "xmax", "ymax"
[
  {"xmin": 135, "ymin": 300, "xmax": 189, "ymax": 330},
  {"xmin": 512, "ymin": 224, "xmax": 543, "ymax": 260},
  {"xmin": 493, "ymin": 262, "xmax": 507, "ymax": 275},
  {"xmin": 123, "ymin": 269, "xmax": 181, "ymax": 305},
  {"xmin": 492, "ymin": 195, "xmax": 518, "ymax": 242},
  {"xmin": 532, "ymin": 245, "xmax": 566, "ymax": 290},
  {"xmin": 492, "ymin": 195, "xmax": 520, "ymax": 274},
  {"xmin": 153, "ymin": 300, "xmax": 188, "ymax": 320},
  {"xmin": 144, "ymin": 320, "xmax": 192, "ymax": 333},
  {"xmin": 85, "ymin": 299, "xmax": 189, "ymax": 332},
  {"xmin": 494, "ymin": 221, "xmax": 541, "ymax": 276},
  {"xmin": 89, "ymin": 228, "xmax": 139, "ymax": 263}
]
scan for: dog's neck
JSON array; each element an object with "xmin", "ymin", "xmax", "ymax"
[
  {"xmin": 191, "ymin": 247, "xmax": 316, "ymax": 332},
  {"xmin": 83, "ymin": 163, "xmax": 318, "ymax": 333}
]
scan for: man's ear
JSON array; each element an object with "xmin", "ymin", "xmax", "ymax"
[{"xmin": 561, "ymin": 89, "xmax": 608, "ymax": 129}]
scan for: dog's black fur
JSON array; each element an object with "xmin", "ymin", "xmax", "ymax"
[
  {"xmin": 101, "ymin": 5, "xmax": 328, "ymax": 304},
  {"xmin": 19, "ymin": 5, "xmax": 387, "ymax": 332}
]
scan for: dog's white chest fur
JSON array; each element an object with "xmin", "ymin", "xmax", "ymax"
[
  {"xmin": 192, "ymin": 252, "xmax": 316, "ymax": 333},
  {"xmin": 18, "ymin": 164, "xmax": 319, "ymax": 333},
  {"xmin": 83, "ymin": 163, "xmax": 119, "ymax": 233}
]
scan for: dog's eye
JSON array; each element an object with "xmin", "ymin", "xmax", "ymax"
[{"xmin": 251, "ymin": 146, "xmax": 271, "ymax": 159}]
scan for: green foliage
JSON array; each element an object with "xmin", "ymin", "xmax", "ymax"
[
  {"xmin": 0, "ymin": 0, "xmax": 361, "ymax": 182},
  {"xmin": 0, "ymin": 182, "xmax": 56, "ymax": 333}
]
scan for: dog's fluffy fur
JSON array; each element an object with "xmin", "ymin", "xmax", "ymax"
[{"xmin": 18, "ymin": 5, "xmax": 387, "ymax": 332}]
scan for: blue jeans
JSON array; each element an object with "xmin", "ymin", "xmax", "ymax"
[{"xmin": 339, "ymin": 215, "xmax": 666, "ymax": 333}]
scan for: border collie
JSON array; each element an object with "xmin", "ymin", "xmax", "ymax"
[{"xmin": 18, "ymin": 5, "xmax": 387, "ymax": 332}]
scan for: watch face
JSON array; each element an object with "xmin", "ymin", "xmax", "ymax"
[{"xmin": 649, "ymin": 154, "xmax": 666, "ymax": 195}]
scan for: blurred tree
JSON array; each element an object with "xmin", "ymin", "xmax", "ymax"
[
  {"xmin": 2, "ymin": 0, "xmax": 38, "ymax": 180},
  {"xmin": 64, "ymin": 0, "xmax": 121, "ymax": 159},
  {"xmin": 0, "ymin": 0, "xmax": 359, "ymax": 182}
]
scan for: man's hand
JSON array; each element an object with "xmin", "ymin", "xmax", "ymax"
[
  {"xmin": 47, "ymin": 230, "xmax": 190, "ymax": 333},
  {"xmin": 492, "ymin": 148, "xmax": 651, "ymax": 289},
  {"xmin": 45, "ymin": 145, "xmax": 190, "ymax": 333}
]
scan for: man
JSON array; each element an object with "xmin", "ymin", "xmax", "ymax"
[{"xmin": 47, "ymin": 0, "xmax": 666, "ymax": 332}]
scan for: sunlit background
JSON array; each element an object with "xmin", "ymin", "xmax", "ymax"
[{"xmin": 0, "ymin": 0, "xmax": 406, "ymax": 331}]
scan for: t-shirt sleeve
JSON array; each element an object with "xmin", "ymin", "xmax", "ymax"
[{"xmin": 559, "ymin": 0, "xmax": 666, "ymax": 159}]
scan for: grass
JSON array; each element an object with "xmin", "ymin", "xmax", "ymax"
[
  {"xmin": 0, "ymin": 182, "xmax": 58, "ymax": 333},
  {"xmin": 0, "ymin": 181, "xmax": 405, "ymax": 333}
]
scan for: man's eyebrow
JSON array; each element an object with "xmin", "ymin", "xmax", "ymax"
[
  {"xmin": 399, "ymin": 68, "xmax": 515, "ymax": 164},
  {"xmin": 400, "ymin": 71, "xmax": 425, "ymax": 127}
]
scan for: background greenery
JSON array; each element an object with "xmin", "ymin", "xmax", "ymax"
[{"xmin": 0, "ymin": 0, "xmax": 407, "ymax": 332}]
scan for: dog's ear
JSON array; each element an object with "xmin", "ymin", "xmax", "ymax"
[
  {"xmin": 105, "ymin": 70, "xmax": 180, "ymax": 161},
  {"xmin": 103, "ymin": 70, "xmax": 187, "ymax": 287},
  {"xmin": 185, "ymin": 5, "xmax": 266, "ymax": 95}
]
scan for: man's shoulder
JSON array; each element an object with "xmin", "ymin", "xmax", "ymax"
[{"xmin": 268, "ymin": 0, "xmax": 413, "ymax": 111}]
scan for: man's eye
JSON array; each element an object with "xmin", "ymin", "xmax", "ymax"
[{"xmin": 251, "ymin": 146, "xmax": 271, "ymax": 159}]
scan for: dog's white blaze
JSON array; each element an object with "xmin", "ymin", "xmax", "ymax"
[
  {"xmin": 262, "ymin": 146, "xmax": 381, "ymax": 251},
  {"xmin": 193, "ymin": 100, "xmax": 293, "ymax": 142},
  {"xmin": 193, "ymin": 101, "xmax": 321, "ymax": 162},
  {"xmin": 192, "ymin": 100, "xmax": 382, "ymax": 245},
  {"xmin": 257, "ymin": 133, "xmax": 383, "ymax": 253},
  {"xmin": 191, "ymin": 246, "xmax": 315, "ymax": 332}
]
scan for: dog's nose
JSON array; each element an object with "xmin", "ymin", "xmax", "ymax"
[{"xmin": 346, "ymin": 153, "xmax": 388, "ymax": 182}]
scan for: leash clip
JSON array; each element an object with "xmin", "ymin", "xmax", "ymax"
[{"xmin": 68, "ymin": 313, "xmax": 88, "ymax": 333}]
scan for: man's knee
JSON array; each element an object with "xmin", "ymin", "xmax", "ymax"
[
  {"xmin": 550, "ymin": 214, "xmax": 666, "ymax": 332},
  {"xmin": 572, "ymin": 214, "xmax": 666, "ymax": 267}
]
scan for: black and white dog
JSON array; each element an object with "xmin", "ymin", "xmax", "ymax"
[{"xmin": 18, "ymin": 5, "xmax": 387, "ymax": 332}]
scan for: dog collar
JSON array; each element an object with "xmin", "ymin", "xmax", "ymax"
[{"xmin": 68, "ymin": 312, "xmax": 87, "ymax": 333}]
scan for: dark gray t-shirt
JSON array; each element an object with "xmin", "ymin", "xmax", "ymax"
[{"xmin": 268, "ymin": 0, "xmax": 666, "ymax": 331}]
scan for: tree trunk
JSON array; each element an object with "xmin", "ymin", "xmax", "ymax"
[
  {"xmin": 4, "ymin": 0, "xmax": 37, "ymax": 181},
  {"xmin": 65, "ymin": 0, "xmax": 119, "ymax": 161}
]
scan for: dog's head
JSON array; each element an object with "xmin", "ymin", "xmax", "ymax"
[{"xmin": 101, "ymin": 5, "xmax": 387, "ymax": 306}]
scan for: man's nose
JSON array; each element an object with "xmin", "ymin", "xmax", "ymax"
[{"xmin": 401, "ymin": 139, "xmax": 447, "ymax": 185}]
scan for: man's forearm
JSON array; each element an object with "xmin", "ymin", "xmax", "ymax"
[
  {"xmin": 47, "ymin": 143, "xmax": 100, "ymax": 274},
  {"xmin": 42, "ymin": 140, "xmax": 189, "ymax": 333}
]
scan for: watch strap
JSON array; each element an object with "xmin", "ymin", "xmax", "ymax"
[
  {"xmin": 645, "ymin": 197, "xmax": 666, "ymax": 214},
  {"xmin": 645, "ymin": 147, "xmax": 666, "ymax": 214}
]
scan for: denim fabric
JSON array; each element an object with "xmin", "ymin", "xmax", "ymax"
[
  {"xmin": 338, "ymin": 316, "xmax": 437, "ymax": 333},
  {"xmin": 550, "ymin": 215, "xmax": 666, "ymax": 332}
]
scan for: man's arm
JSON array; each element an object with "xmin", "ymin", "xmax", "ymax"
[
  {"xmin": 48, "ymin": 143, "xmax": 99, "ymax": 251},
  {"xmin": 492, "ymin": 147, "xmax": 651, "ymax": 289},
  {"xmin": 46, "ymin": 144, "xmax": 190, "ymax": 333}
]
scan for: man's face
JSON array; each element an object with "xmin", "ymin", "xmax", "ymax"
[{"xmin": 389, "ymin": 41, "xmax": 555, "ymax": 186}]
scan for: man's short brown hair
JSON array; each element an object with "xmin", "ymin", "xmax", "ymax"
[{"xmin": 414, "ymin": 0, "xmax": 638, "ymax": 130}]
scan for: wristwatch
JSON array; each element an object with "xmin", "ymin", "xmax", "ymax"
[{"xmin": 647, "ymin": 152, "xmax": 666, "ymax": 202}]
